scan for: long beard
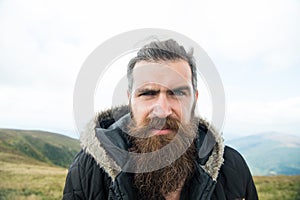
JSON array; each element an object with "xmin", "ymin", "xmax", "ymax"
[{"xmin": 128, "ymin": 117, "xmax": 198, "ymax": 200}]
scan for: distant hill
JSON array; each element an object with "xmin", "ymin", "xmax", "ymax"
[
  {"xmin": 2, "ymin": 128, "xmax": 299, "ymax": 175},
  {"xmin": 0, "ymin": 128, "xmax": 80, "ymax": 168},
  {"xmin": 226, "ymin": 132, "xmax": 300, "ymax": 176}
]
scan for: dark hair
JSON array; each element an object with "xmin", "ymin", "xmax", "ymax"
[{"xmin": 127, "ymin": 39, "xmax": 197, "ymax": 92}]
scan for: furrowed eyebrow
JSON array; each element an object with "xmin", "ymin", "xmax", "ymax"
[
  {"xmin": 136, "ymin": 88, "xmax": 160, "ymax": 93},
  {"xmin": 169, "ymin": 86, "xmax": 192, "ymax": 94},
  {"xmin": 135, "ymin": 88, "xmax": 160, "ymax": 95}
]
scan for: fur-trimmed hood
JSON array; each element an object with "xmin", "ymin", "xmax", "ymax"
[{"xmin": 80, "ymin": 105, "xmax": 224, "ymax": 182}]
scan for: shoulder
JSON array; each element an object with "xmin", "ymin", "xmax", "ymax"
[
  {"xmin": 65, "ymin": 149, "xmax": 112, "ymax": 190},
  {"xmin": 66, "ymin": 150, "xmax": 99, "ymax": 184},
  {"xmin": 63, "ymin": 150, "xmax": 111, "ymax": 199},
  {"xmin": 219, "ymin": 145, "xmax": 252, "ymax": 183},
  {"xmin": 69, "ymin": 149, "xmax": 109, "ymax": 178},
  {"xmin": 223, "ymin": 146, "xmax": 249, "ymax": 170},
  {"xmin": 212, "ymin": 146, "xmax": 258, "ymax": 199},
  {"xmin": 69, "ymin": 149, "xmax": 95, "ymax": 169}
]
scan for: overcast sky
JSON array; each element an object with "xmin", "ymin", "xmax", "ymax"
[{"xmin": 0, "ymin": 0, "xmax": 299, "ymax": 139}]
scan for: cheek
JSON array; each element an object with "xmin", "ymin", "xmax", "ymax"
[
  {"xmin": 130, "ymin": 100, "xmax": 150, "ymax": 122},
  {"xmin": 178, "ymin": 99, "xmax": 196, "ymax": 121}
]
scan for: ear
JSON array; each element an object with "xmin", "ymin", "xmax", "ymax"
[
  {"xmin": 127, "ymin": 90, "xmax": 131, "ymax": 103},
  {"xmin": 195, "ymin": 90, "xmax": 199, "ymax": 101},
  {"xmin": 127, "ymin": 90, "xmax": 130, "ymax": 99}
]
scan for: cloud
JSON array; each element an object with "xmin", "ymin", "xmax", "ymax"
[
  {"xmin": 0, "ymin": 84, "xmax": 76, "ymax": 136},
  {"xmin": 0, "ymin": 1, "xmax": 87, "ymax": 87},
  {"xmin": 0, "ymin": 0, "xmax": 299, "ymax": 139},
  {"xmin": 226, "ymin": 96, "xmax": 300, "ymax": 136},
  {"xmin": 185, "ymin": 0, "xmax": 300, "ymax": 72}
]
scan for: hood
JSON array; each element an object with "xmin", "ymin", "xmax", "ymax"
[{"xmin": 80, "ymin": 105, "xmax": 224, "ymax": 181}]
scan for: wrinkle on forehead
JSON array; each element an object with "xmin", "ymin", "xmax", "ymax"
[{"xmin": 132, "ymin": 60, "xmax": 193, "ymax": 91}]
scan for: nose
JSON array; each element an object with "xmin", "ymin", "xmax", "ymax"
[{"xmin": 151, "ymin": 93, "xmax": 172, "ymax": 118}]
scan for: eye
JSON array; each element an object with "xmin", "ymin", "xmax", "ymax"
[
  {"xmin": 138, "ymin": 90, "xmax": 159, "ymax": 97},
  {"xmin": 169, "ymin": 90, "xmax": 186, "ymax": 96}
]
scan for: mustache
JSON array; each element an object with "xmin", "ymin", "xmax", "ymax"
[
  {"xmin": 140, "ymin": 116, "xmax": 180, "ymax": 131},
  {"xmin": 128, "ymin": 116, "xmax": 180, "ymax": 139}
]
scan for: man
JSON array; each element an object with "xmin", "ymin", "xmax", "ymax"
[{"xmin": 63, "ymin": 39, "xmax": 258, "ymax": 199}]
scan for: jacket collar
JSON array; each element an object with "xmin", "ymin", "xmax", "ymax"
[{"xmin": 80, "ymin": 105, "xmax": 224, "ymax": 181}]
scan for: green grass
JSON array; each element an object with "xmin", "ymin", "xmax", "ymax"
[
  {"xmin": 1, "ymin": 128, "xmax": 299, "ymax": 199},
  {"xmin": 1, "ymin": 159, "xmax": 300, "ymax": 200},
  {"xmin": 254, "ymin": 176, "xmax": 300, "ymax": 200},
  {"xmin": 0, "ymin": 161, "xmax": 67, "ymax": 200}
]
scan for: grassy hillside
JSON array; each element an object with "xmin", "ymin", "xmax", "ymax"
[
  {"xmin": 0, "ymin": 159, "xmax": 67, "ymax": 200},
  {"xmin": 0, "ymin": 159, "xmax": 299, "ymax": 200},
  {"xmin": 1, "ymin": 129, "xmax": 300, "ymax": 199},
  {"xmin": 0, "ymin": 128, "xmax": 80, "ymax": 199},
  {"xmin": 254, "ymin": 176, "xmax": 300, "ymax": 200},
  {"xmin": 0, "ymin": 128, "xmax": 80, "ymax": 168}
]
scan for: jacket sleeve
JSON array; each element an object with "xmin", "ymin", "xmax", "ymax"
[
  {"xmin": 62, "ymin": 150, "xmax": 110, "ymax": 200},
  {"xmin": 231, "ymin": 146, "xmax": 259, "ymax": 200},
  {"xmin": 62, "ymin": 150, "xmax": 86, "ymax": 200},
  {"xmin": 244, "ymin": 158, "xmax": 258, "ymax": 200},
  {"xmin": 215, "ymin": 146, "xmax": 258, "ymax": 200}
]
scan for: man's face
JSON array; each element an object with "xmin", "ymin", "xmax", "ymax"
[{"xmin": 128, "ymin": 59, "xmax": 198, "ymax": 136}]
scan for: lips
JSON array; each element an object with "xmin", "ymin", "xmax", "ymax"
[
  {"xmin": 152, "ymin": 128, "xmax": 173, "ymax": 136},
  {"xmin": 149, "ymin": 120, "xmax": 178, "ymax": 129},
  {"xmin": 159, "ymin": 125, "xmax": 170, "ymax": 130},
  {"xmin": 145, "ymin": 117, "xmax": 180, "ymax": 136}
]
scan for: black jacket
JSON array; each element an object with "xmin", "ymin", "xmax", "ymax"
[{"xmin": 63, "ymin": 106, "xmax": 258, "ymax": 200}]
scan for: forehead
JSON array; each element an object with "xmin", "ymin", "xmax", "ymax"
[{"xmin": 132, "ymin": 59, "xmax": 192, "ymax": 90}]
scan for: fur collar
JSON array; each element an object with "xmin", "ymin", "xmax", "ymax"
[{"xmin": 80, "ymin": 105, "xmax": 224, "ymax": 181}]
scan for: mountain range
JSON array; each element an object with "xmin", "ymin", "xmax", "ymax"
[
  {"xmin": 0, "ymin": 128, "xmax": 299, "ymax": 176},
  {"xmin": 0, "ymin": 128, "xmax": 80, "ymax": 168},
  {"xmin": 226, "ymin": 132, "xmax": 300, "ymax": 176}
]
